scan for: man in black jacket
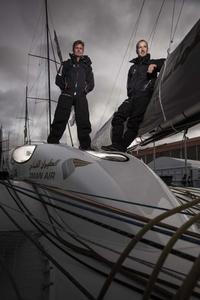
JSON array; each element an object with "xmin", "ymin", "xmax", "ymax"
[
  {"xmin": 102, "ymin": 39, "xmax": 165, "ymax": 152},
  {"xmin": 47, "ymin": 40, "xmax": 94, "ymax": 149}
]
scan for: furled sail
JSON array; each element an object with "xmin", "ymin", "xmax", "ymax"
[
  {"xmin": 138, "ymin": 18, "xmax": 200, "ymax": 145},
  {"xmin": 92, "ymin": 18, "xmax": 200, "ymax": 148}
]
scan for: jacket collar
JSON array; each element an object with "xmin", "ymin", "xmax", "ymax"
[
  {"xmin": 130, "ymin": 53, "xmax": 150, "ymax": 65},
  {"xmin": 69, "ymin": 53, "xmax": 92, "ymax": 65}
]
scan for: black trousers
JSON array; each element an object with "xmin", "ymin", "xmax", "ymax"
[
  {"xmin": 111, "ymin": 96, "xmax": 150, "ymax": 149},
  {"xmin": 47, "ymin": 93, "xmax": 91, "ymax": 148}
]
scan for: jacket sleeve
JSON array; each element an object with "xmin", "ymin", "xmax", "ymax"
[
  {"xmin": 85, "ymin": 66, "xmax": 94, "ymax": 94},
  {"xmin": 55, "ymin": 63, "xmax": 66, "ymax": 91},
  {"xmin": 127, "ymin": 67, "xmax": 132, "ymax": 97},
  {"xmin": 154, "ymin": 58, "xmax": 166, "ymax": 72}
]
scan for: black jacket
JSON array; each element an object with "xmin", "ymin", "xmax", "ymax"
[
  {"xmin": 56, "ymin": 54, "xmax": 94, "ymax": 96},
  {"xmin": 127, "ymin": 54, "xmax": 165, "ymax": 98}
]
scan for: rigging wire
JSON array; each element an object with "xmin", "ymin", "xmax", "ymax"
[
  {"xmin": 0, "ymin": 187, "xmax": 192, "ymax": 266},
  {"xmin": 97, "ymin": 0, "xmax": 147, "ymax": 130},
  {"xmin": 80, "ymin": 236, "xmax": 200, "ymax": 298},
  {"xmin": 38, "ymin": 185, "xmax": 195, "ymax": 216},
  {"xmin": 153, "ymin": 0, "xmax": 186, "ymax": 142},
  {"xmin": 48, "ymin": 201, "xmax": 198, "ymax": 265},
  {"xmin": 143, "ymin": 211, "xmax": 200, "ymax": 300},
  {"xmin": 17, "ymin": 10, "xmax": 47, "ymax": 147},
  {"xmin": 149, "ymin": 0, "xmax": 166, "ymax": 50},
  {"xmin": 174, "ymin": 251, "xmax": 200, "ymax": 300},
  {"xmin": 28, "ymin": 19, "xmax": 46, "ymax": 141},
  {"xmin": 4, "ymin": 180, "xmax": 198, "ymax": 299},
  {"xmin": 28, "ymin": 9, "xmax": 53, "ymax": 142},
  {"xmin": 49, "ymin": 29, "xmax": 59, "ymax": 72},
  {"xmin": 146, "ymin": 0, "xmax": 177, "ymax": 130},
  {"xmin": 48, "ymin": 29, "xmax": 74, "ymax": 146},
  {"xmin": 0, "ymin": 180, "xmax": 199, "ymax": 264},
  {"xmin": 26, "ymin": 2, "xmax": 43, "ymax": 91},
  {"xmin": 0, "ymin": 203, "xmax": 96, "ymax": 300},
  {"xmin": 28, "ymin": 3, "xmax": 44, "ymax": 58},
  {"xmin": 32, "ymin": 185, "xmax": 105, "ymax": 259},
  {"xmin": 171, "ymin": 0, "xmax": 185, "ymax": 43},
  {"xmin": 4, "ymin": 181, "xmax": 97, "ymax": 300},
  {"xmin": 139, "ymin": 112, "xmax": 200, "ymax": 146},
  {"xmin": 47, "ymin": 2, "xmax": 74, "ymax": 147},
  {"xmin": 168, "ymin": 0, "xmax": 177, "ymax": 54},
  {"xmin": 96, "ymin": 194, "xmax": 200, "ymax": 300},
  {"xmin": 2, "ymin": 177, "xmax": 200, "ymax": 242},
  {"xmin": 95, "ymin": 0, "xmax": 186, "ymax": 146},
  {"xmin": 4, "ymin": 181, "xmax": 173, "ymax": 299},
  {"xmin": 28, "ymin": 11, "xmax": 46, "ymax": 94},
  {"xmin": 3, "ymin": 178, "xmax": 200, "ymax": 300},
  {"xmin": 2, "ymin": 180, "xmax": 200, "ymax": 244}
]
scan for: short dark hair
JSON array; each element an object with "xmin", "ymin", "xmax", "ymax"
[
  {"xmin": 136, "ymin": 39, "xmax": 148, "ymax": 54},
  {"xmin": 73, "ymin": 40, "xmax": 85, "ymax": 51}
]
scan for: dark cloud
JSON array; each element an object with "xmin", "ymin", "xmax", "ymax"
[
  {"xmin": 0, "ymin": 47, "xmax": 26, "ymax": 83},
  {"xmin": 0, "ymin": 88, "xmax": 24, "ymax": 145}
]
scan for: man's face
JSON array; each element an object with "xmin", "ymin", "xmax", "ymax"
[
  {"xmin": 73, "ymin": 44, "xmax": 84, "ymax": 57},
  {"xmin": 137, "ymin": 41, "xmax": 148, "ymax": 57}
]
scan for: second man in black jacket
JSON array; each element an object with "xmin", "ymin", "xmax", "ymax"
[
  {"xmin": 47, "ymin": 40, "xmax": 94, "ymax": 149},
  {"xmin": 102, "ymin": 39, "xmax": 165, "ymax": 152}
]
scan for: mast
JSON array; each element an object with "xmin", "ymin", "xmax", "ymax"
[
  {"xmin": 24, "ymin": 86, "xmax": 28, "ymax": 145},
  {"xmin": 54, "ymin": 30, "xmax": 74, "ymax": 147},
  {"xmin": 0, "ymin": 126, "xmax": 2, "ymax": 170},
  {"xmin": 45, "ymin": 0, "xmax": 51, "ymax": 133}
]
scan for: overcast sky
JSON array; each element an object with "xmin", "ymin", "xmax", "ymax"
[{"xmin": 1, "ymin": 0, "xmax": 200, "ymax": 148}]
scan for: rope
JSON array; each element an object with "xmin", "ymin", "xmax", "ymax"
[
  {"xmin": 1, "ymin": 180, "xmax": 200, "ymax": 253},
  {"xmin": 2, "ymin": 183, "xmax": 96, "ymax": 300},
  {"xmin": 10, "ymin": 181, "xmax": 200, "ymax": 299},
  {"xmin": 143, "ymin": 212, "xmax": 200, "ymax": 299},
  {"xmin": 2, "ymin": 179, "xmax": 200, "ymax": 299},
  {"xmin": 3, "ymin": 180, "xmax": 200, "ymax": 242},
  {"xmin": 23, "ymin": 182, "xmax": 200, "ymax": 241},
  {"xmin": 96, "ymin": 196, "xmax": 200, "ymax": 300},
  {"xmin": 0, "ymin": 186, "xmax": 174, "ymax": 258},
  {"xmin": 4, "ymin": 181, "xmax": 174, "ymax": 299},
  {"xmin": 173, "ymin": 252, "xmax": 200, "ymax": 300},
  {"xmin": 35, "ymin": 183, "xmax": 195, "ymax": 215}
]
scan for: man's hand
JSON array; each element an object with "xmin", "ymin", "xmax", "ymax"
[{"xmin": 147, "ymin": 64, "xmax": 157, "ymax": 73}]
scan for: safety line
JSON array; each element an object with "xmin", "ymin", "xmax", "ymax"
[{"xmin": 96, "ymin": 195, "xmax": 200, "ymax": 299}]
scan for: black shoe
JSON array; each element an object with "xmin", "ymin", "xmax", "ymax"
[
  {"xmin": 79, "ymin": 146, "xmax": 95, "ymax": 151},
  {"xmin": 101, "ymin": 144, "xmax": 126, "ymax": 152},
  {"xmin": 47, "ymin": 141, "xmax": 60, "ymax": 144}
]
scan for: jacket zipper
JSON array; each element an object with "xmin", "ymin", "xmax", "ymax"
[{"xmin": 74, "ymin": 64, "xmax": 79, "ymax": 96}]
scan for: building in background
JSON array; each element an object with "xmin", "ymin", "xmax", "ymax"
[
  {"xmin": 131, "ymin": 137, "xmax": 200, "ymax": 187},
  {"xmin": 131, "ymin": 137, "xmax": 200, "ymax": 164},
  {"xmin": 148, "ymin": 156, "xmax": 200, "ymax": 187}
]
